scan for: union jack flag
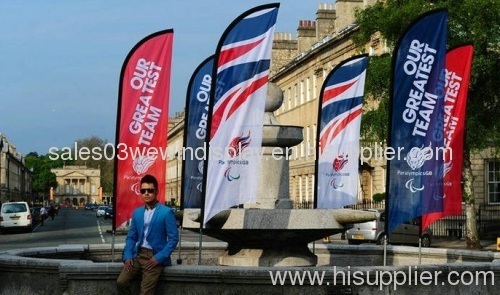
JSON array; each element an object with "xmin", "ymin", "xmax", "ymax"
[
  {"xmin": 203, "ymin": 4, "xmax": 279, "ymax": 226},
  {"xmin": 210, "ymin": 5, "xmax": 278, "ymax": 139},
  {"xmin": 315, "ymin": 55, "xmax": 368, "ymax": 209}
]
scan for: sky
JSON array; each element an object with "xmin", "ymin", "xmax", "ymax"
[{"xmin": 0, "ymin": 1, "xmax": 323, "ymax": 156}]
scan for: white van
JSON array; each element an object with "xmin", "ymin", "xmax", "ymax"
[{"xmin": 0, "ymin": 201, "xmax": 32, "ymax": 233}]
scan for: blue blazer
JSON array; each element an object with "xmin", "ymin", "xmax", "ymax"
[{"xmin": 123, "ymin": 203, "xmax": 179, "ymax": 266}]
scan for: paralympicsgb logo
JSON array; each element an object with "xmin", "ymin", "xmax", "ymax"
[
  {"xmin": 333, "ymin": 153, "xmax": 348, "ymax": 171},
  {"xmin": 228, "ymin": 131, "xmax": 251, "ymax": 158},
  {"xmin": 404, "ymin": 144, "xmax": 433, "ymax": 193},
  {"xmin": 330, "ymin": 153, "xmax": 348, "ymax": 189},
  {"xmin": 406, "ymin": 144, "xmax": 433, "ymax": 170},
  {"xmin": 221, "ymin": 130, "xmax": 252, "ymax": 182}
]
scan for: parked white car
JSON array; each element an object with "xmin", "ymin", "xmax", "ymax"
[
  {"xmin": 96, "ymin": 206, "xmax": 107, "ymax": 217},
  {"xmin": 0, "ymin": 201, "xmax": 32, "ymax": 233}
]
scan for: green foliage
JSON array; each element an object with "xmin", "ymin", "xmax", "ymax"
[
  {"xmin": 354, "ymin": 0, "xmax": 500, "ymax": 151},
  {"xmin": 362, "ymin": 54, "xmax": 391, "ymax": 142},
  {"xmin": 354, "ymin": 0, "xmax": 439, "ymax": 49},
  {"xmin": 25, "ymin": 153, "xmax": 60, "ymax": 194},
  {"xmin": 372, "ymin": 192, "xmax": 386, "ymax": 202},
  {"xmin": 72, "ymin": 135, "xmax": 114, "ymax": 195}
]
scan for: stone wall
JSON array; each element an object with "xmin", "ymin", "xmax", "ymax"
[{"xmin": 1, "ymin": 243, "xmax": 499, "ymax": 294}]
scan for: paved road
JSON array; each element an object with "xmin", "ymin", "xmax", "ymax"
[
  {"xmin": 1, "ymin": 207, "xmax": 496, "ymax": 252},
  {"xmin": 0, "ymin": 206, "xmax": 221, "ymax": 252}
]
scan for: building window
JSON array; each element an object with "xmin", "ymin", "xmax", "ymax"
[
  {"xmin": 305, "ymin": 175, "xmax": 309, "ymax": 203},
  {"xmin": 311, "ymin": 174, "xmax": 315, "ymax": 202},
  {"xmin": 299, "ymin": 176, "xmax": 303, "ymax": 203},
  {"xmin": 281, "ymin": 90, "xmax": 286, "ymax": 112},
  {"xmin": 306, "ymin": 126, "xmax": 312, "ymax": 156},
  {"xmin": 288, "ymin": 87, "xmax": 292, "ymax": 110},
  {"xmin": 306, "ymin": 77, "xmax": 311, "ymax": 101},
  {"xmin": 313, "ymin": 124, "xmax": 317, "ymax": 147},
  {"xmin": 300, "ymin": 142, "xmax": 305, "ymax": 159},
  {"xmin": 313, "ymin": 74, "xmax": 317, "ymax": 99},
  {"xmin": 487, "ymin": 160, "xmax": 500, "ymax": 204},
  {"xmin": 300, "ymin": 80, "xmax": 305, "ymax": 104},
  {"xmin": 294, "ymin": 83, "xmax": 298, "ymax": 107},
  {"xmin": 292, "ymin": 176, "xmax": 297, "ymax": 201}
]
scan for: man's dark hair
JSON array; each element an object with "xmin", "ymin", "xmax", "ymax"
[{"xmin": 140, "ymin": 174, "xmax": 158, "ymax": 190}]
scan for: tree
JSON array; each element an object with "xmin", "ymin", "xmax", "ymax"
[
  {"xmin": 360, "ymin": 53, "xmax": 391, "ymax": 142},
  {"xmin": 72, "ymin": 136, "xmax": 114, "ymax": 196},
  {"xmin": 25, "ymin": 153, "xmax": 60, "ymax": 202},
  {"xmin": 354, "ymin": 0, "xmax": 500, "ymax": 248}
]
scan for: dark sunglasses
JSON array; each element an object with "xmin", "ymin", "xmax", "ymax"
[{"xmin": 140, "ymin": 188, "xmax": 156, "ymax": 194}]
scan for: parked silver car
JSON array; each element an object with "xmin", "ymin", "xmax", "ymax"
[
  {"xmin": 345, "ymin": 209, "xmax": 432, "ymax": 247},
  {"xmin": 96, "ymin": 206, "xmax": 107, "ymax": 217}
]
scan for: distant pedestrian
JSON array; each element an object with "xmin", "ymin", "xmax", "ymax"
[
  {"xmin": 39, "ymin": 206, "xmax": 47, "ymax": 226},
  {"xmin": 48, "ymin": 205, "xmax": 55, "ymax": 220}
]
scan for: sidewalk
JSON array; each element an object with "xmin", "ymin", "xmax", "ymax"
[
  {"xmin": 322, "ymin": 234, "xmax": 499, "ymax": 252},
  {"xmin": 432, "ymin": 237, "xmax": 498, "ymax": 252}
]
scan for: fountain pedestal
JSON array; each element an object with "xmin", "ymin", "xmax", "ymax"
[{"xmin": 183, "ymin": 83, "xmax": 375, "ymax": 266}]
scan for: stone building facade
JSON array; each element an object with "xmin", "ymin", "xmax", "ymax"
[
  {"xmin": 0, "ymin": 135, "xmax": 33, "ymax": 204},
  {"xmin": 470, "ymin": 150, "xmax": 500, "ymax": 208},
  {"xmin": 51, "ymin": 166, "xmax": 101, "ymax": 206},
  {"xmin": 270, "ymin": 1, "xmax": 385, "ymax": 207},
  {"xmin": 165, "ymin": 111, "xmax": 185, "ymax": 207}
]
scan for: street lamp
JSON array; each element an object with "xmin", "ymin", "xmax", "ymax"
[
  {"xmin": 176, "ymin": 152, "xmax": 180, "ymax": 207},
  {"xmin": 0, "ymin": 135, "xmax": 10, "ymax": 202}
]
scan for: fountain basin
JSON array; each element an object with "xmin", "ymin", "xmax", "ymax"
[{"xmin": 183, "ymin": 208, "xmax": 377, "ymax": 266}]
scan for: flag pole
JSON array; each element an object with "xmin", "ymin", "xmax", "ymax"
[
  {"xmin": 418, "ymin": 237, "xmax": 422, "ymax": 265},
  {"xmin": 176, "ymin": 225, "xmax": 183, "ymax": 265},
  {"xmin": 418, "ymin": 216, "xmax": 422, "ymax": 265},
  {"xmin": 180, "ymin": 56, "xmax": 215, "ymax": 266},
  {"xmin": 198, "ymin": 227, "xmax": 203, "ymax": 265},
  {"xmin": 383, "ymin": 235, "xmax": 387, "ymax": 266},
  {"xmin": 111, "ymin": 230, "xmax": 116, "ymax": 262}
]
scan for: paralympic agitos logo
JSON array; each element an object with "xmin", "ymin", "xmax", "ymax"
[{"xmin": 224, "ymin": 166, "xmax": 240, "ymax": 181}]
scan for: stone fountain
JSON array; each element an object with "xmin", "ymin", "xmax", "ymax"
[{"xmin": 182, "ymin": 83, "xmax": 376, "ymax": 267}]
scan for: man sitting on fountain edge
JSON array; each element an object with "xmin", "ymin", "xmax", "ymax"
[{"xmin": 117, "ymin": 174, "xmax": 179, "ymax": 295}]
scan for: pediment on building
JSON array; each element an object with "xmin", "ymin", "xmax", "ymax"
[{"xmin": 55, "ymin": 171, "xmax": 90, "ymax": 178}]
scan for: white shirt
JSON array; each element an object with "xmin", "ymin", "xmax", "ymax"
[{"xmin": 140, "ymin": 207, "xmax": 156, "ymax": 250}]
